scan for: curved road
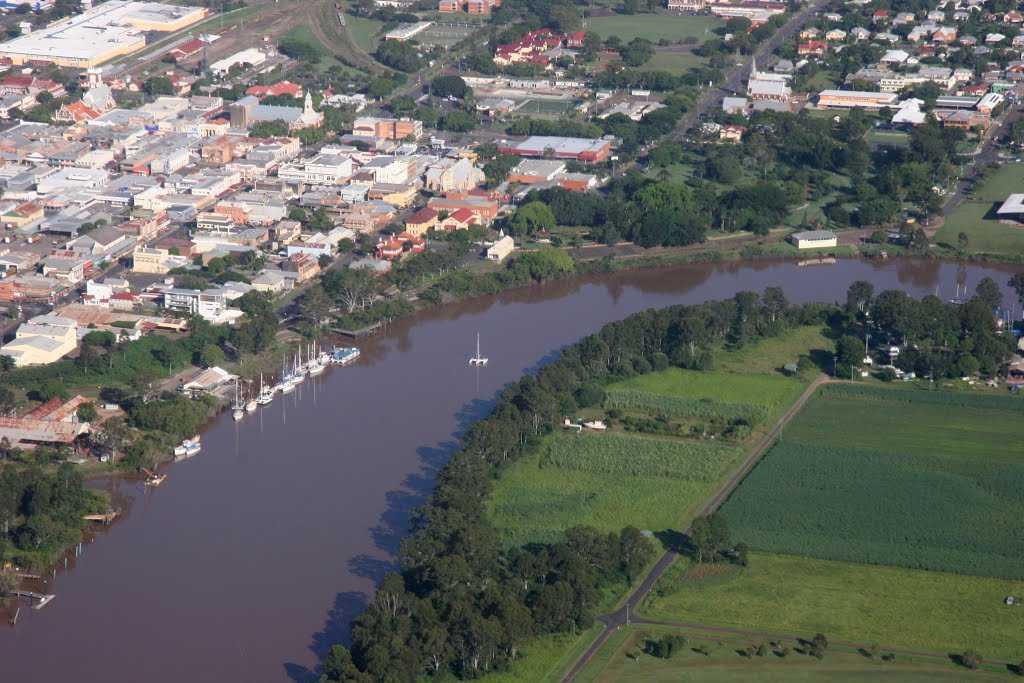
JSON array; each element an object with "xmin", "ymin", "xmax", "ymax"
[{"xmin": 561, "ymin": 374, "xmax": 831, "ymax": 682}]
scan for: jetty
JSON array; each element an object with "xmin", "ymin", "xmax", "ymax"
[
  {"xmin": 14, "ymin": 590, "xmax": 55, "ymax": 610},
  {"xmin": 83, "ymin": 510, "xmax": 120, "ymax": 525}
]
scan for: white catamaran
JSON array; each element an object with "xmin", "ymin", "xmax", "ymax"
[{"xmin": 469, "ymin": 333, "xmax": 488, "ymax": 366}]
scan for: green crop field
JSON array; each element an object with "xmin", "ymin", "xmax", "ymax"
[
  {"xmin": 642, "ymin": 553, "xmax": 1024, "ymax": 662},
  {"xmin": 488, "ymin": 327, "xmax": 830, "ymax": 548},
  {"xmin": 934, "ymin": 202, "xmax": 1024, "ymax": 256},
  {"xmin": 608, "ymin": 368, "xmax": 801, "ymax": 407},
  {"xmin": 605, "ymin": 392, "xmax": 769, "ymax": 425},
  {"xmin": 488, "ymin": 447, "xmax": 710, "ymax": 547},
  {"xmin": 586, "ymin": 14, "xmax": 722, "ymax": 43},
  {"xmin": 720, "ymin": 383, "xmax": 1024, "ymax": 579},
  {"xmin": 546, "ymin": 432, "xmax": 740, "ymax": 481}
]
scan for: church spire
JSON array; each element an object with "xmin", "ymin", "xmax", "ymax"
[{"xmin": 751, "ymin": 55, "xmax": 758, "ymax": 78}]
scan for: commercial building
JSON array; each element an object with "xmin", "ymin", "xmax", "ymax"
[
  {"xmin": 131, "ymin": 246, "xmax": 191, "ymax": 274},
  {"xmin": 0, "ymin": 1, "xmax": 208, "ymax": 67},
  {"xmin": 815, "ymin": 90, "xmax": 899, "ymax": 110},
  {"xmin": 384, "ymin": 22, "xmax": 432, "ymax": 41},
  {"xmin": 352, "ymin": 117, "xmax": 423, "ymax": 140},
  {"xmin": 1, "ymin": 314, "xmax": 78, "ymax": 366},
  {"xmin": 498, "ymin": 136, "xmax": 612, "ymax": 163},
  {"xmin": 788, "ymin": 230, "xmax": 838, "ymax": 249}
]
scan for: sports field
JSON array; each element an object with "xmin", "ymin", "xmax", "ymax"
[
  {"xmin": 720, "ymin": 383, "xmax": 1024, "ymax": 579},
  {"xmin": 586, "ymin": 14, "xmax": 722, "ymax": 43},
  {"xmin": 516, "ymin": 98, "xmax": 576, "ymax": 117},
  {"xmin": 934, "ymin": 202, "xmax": 1024, "ymax": 255},
  {"xmin": 642, "ymin": 553, "xmax": 1024, "ymax": 662}
]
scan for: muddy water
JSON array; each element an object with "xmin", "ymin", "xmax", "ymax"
[{"xmin": 1, "ymin": 258, "xmax": 1019, "ymax": 682}]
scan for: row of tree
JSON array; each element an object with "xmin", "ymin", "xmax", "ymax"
[{"xmin": 321, "ymin": 289, "xmax": 831, "ymax": 681}]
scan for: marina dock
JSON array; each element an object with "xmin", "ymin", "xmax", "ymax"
[{"xmin": 14, "ymin": 590, "xmax": 55, "ymax": 610}]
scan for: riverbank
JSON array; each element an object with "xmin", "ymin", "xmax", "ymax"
[{"xmin": 3, "ymin": 258, "xmax": 1022, "ymax": 683}]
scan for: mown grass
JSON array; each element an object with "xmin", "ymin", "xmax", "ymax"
[
  {"xmin": 345, "ymin": 13, "xmax": 383, "ymax": 52},
  {"xmin": 967, "ymin": 162, "xmax": 1024, "ymax": 202},
  {"xmin": 934, "ymin": 202, "xmax": 1024, "ymax": 256},
  {"xmin": 575, "ymin": 623, "xmax": 1015, "ymax": 682},
  {"xmin": 721, "ymin": 384, "xmax": 1024, "ymax": 579},
  {"xmin": 642, "ymin": 553, "xmax": 1024, "ymax": 662},
  {"xmin": 471, "ymin": 626, "xmax": 602, "ymax": 683},
  {"xmin": 586, "ymin": 14, "xmax": 722, "ymax": 42}
]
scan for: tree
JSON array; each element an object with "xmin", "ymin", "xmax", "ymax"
[
  {"xmin": 810, "ymin": 633, "xmax": 828, "ymax": 659},
  {"xmin": 440, "ymin": 111, "xmax": 477, "ymax": 133},
  {"xmin": 251, "ymin": 120, "xmax": 289, "ymax": 138},
  {"xmin": 508, "ymin": 201, "xmax": 556, "ymax": 237},
  {"xmin": 76, "ymin": 402, "xmax": 97, "ymax": 423},
  {"xmin": 431, "ymin": 75, "xmax": 468, "ymax": 99},
  {"xmin": 846, "ymin": 280, "xmax": 874, "ymax": 314},
  {"xmin": 961, "ymin": 649, "xmax": 982, "ymax": 670},
  {"xmin": 974, "ymin": 277, "xmax": 1002, "ymax": 310},
  {"xmin": 618, "ymin": 526, "xmax": 654, "ymax": 582},
  {"xmin": 1009, "ymin": 272, "xmax": 1024, "ymax": 307},
  {"xmin": 143, "ymin": 76, "xmax": 174, "ymax": 96},
  {"xmin": 95, "ymin": 417, "xmax": 132, "ymax": 461},
  {"xmin": 957, "ymin": 231, "xmax": 969, "ymax": 255},
  {"xmin": 199, "ymin": 344, "xmax": 225, "ymax": 368},
  {"xmin": 835, "ymin": 335, "xmax": 863, "ymax": 378},
  {"xmin": 689, "ymin": 516, "xmax": 715, "ymax": 563},
  {"xmin": 300, "ymin": 284, "xmax": 332, "ymax": 329}
]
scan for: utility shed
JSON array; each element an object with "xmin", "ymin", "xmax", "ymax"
[{"xmin": 788, "ymin": 230, "xmax": 837, "ymax": 249}]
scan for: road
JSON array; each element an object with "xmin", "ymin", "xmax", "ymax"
[
  {"xmin": 561, "ymin": 374, "xmax": 831, "ymax": 682},
  {"xmin": 942, "ymin": 104, "xmax": 1023, "ymax": 217},
  {"xmin": 670, "ymin": 0, "xmax": 835, "ymax": 140}
]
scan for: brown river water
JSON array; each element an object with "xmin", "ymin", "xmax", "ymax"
[{"xmin": 1, "ymin": 258, "xmax": 1019, "ymax": 682}]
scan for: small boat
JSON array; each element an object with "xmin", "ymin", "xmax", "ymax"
[
  {"xmin": 245, "ymin": 399, "xmax": 257, "ymax": 412},
  {"xmin": 278, "ymin": 355, "xmax": 296, "ymax": 393},
  {"xmin": 469, "ymin": 333, "xmax": 488, "ymax": 366},
  {"xmin": 256, "ymin": 374, "xmax": 274, "ymax": 406},
  {"xmin": 307, "ymin": 341, "xmax": 326, "ymax": 375},
  {"xmin": 232, "ymin": 378, "xmax": 245, "ymax": 421},
  {"xmin": 332, "ymin": 347, "xmax": 360, "ymax": 365},
  {"xmin": 173, "ymin": 436, "xmax": 201, "ymax": 459},
  {"xmin": 143, "ymin": 468, "xmax": 166, "ymax": 487}
]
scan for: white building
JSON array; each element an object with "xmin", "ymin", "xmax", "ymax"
[{"xmin": 277, "ymin": 154, "xmax": 355, "ymax": 185}]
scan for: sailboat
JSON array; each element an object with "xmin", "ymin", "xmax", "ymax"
[
  {"xmin": 244, "ymin": 379, "xmax": 258, "ymax": 412},
  {"xmin": 232, "ymin": 377, "xmax": 245, "ymax": 421},
  {"xmin": 278, "ymin": 354, "xmax": 295, "ymax": 393},
  {"xmin": 308, "ymin": 341, "xmax": 325, "ymax": 376},
  {"xmin": 292, "ymin": 349, "xmax": 306, "ymax": 383},
  {"xmin": 256, "ymin": 373, "xmax": 275, "ymax": 405},
  {"xmin": 469, "ymin": 333, "xmax": 488, "ymax": 366}
]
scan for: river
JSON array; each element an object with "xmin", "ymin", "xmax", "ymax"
[{"xmin": 1, "ymin": 258, "xmax": 1019, "ymax": 682}]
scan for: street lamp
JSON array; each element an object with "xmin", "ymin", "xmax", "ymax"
[
  {"xmin": 833, "ymin": 355, "xmax": 837, "ymax": 378},
  {"xmin": 610, "ymin": 155, "xmax": 618, "ymax": 177}
]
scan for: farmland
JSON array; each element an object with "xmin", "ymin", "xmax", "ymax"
[
  {"xmin": 487, "ymin": 328, "xmax": 827, "ymax": 548},
  {"xmin": 573, "ymin": 623, "xmax": 1017, "ymax": 682},
  {"xmin": 546, "ymin": 432, "xmax": 740, "ymax": 482},
  {"xmin": 642, "ymin": 553, "xmax": 1024, "ymax": 662},
  {"xmin": 720, "ymin": 383, "xmax": 1024, "ymax": 579}
]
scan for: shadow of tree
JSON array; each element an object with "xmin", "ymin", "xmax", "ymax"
[{"xmin": 283, "ymin": 591, "xmax": 370, "ymax": 683}]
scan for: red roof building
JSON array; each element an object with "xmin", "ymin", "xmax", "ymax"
[
  {"xmin": 170, "ymin": 38, "xmax": 206, "ymax": 60},
  {"xmin": 375, "ymin": 236, "xmax": 405, "ymax": 260},
  {"xmin": 440, "ymin": 207, "xmax": 477, "ymax": 231},
  {"xmin": 246, "ymin": 81, "xmax": 304, "ymax": 99},
  {"xmin": 404, "ymin": 206, "xmax": 439, "ymax": 237}
]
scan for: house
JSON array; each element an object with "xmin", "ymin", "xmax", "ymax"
[
  {"xmin": 250, "ymin": 270, "xmax": 292, "ymax": 294},
  {"xmin": 825, "ymin": 28, "xmax": 847, "ymax": 41},
  {"xmin": 719, "ymin": 124, "xmax": 746, "ymax": 142},
  {"xmin": 0, "ymin": 314, "xmax": 77, "ymax": 366},
  {"xmin": 486, "ymin": 234, "xmax": 514, "ymax": 261},
  {"xmin": 439, "ymin": 207, "xmax": 478, "ymax": 231},
  {"xmin": 850, "ymin": 27, "xmax": 871, "ymax": 41},
  {"xmin": 798, "ymin": 41, "xmax": 827, "ymax": 56},
  {"xmin": 932, "ymin": 27, "xmax": 957, "ymax": 43},
  {"xmin": 281, "ymin": 253, "xmax": 321, "ymax": 282},
  {"xmin": 427, "ymin": 193, "xmax": 499, "ymax": 224},
  {"xmin": 246, "ymin": 81, "xmax": 303, "ymax": 99},
  {"xmin": 404, "ymin": 206, "xmax": 439, "ymax": 237},
  {"xmin": 788, "ymin": 229, "xmax": 837, "ymax": 249},
  {"xmin": 374, "ymin": 236, "xmax": 405, "ymax": 260}
]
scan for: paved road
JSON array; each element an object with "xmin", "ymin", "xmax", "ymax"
[
  {"xmin": 560, "ymin": 374, "xmax": 831, "ymax": 682},
  {"xmin": 670, "ymin": 0, "xmax": 835, "ymax": 141},
  {"xmin": 943, "ymin": 105, "xmax": 1023, "ymax": 216}
]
